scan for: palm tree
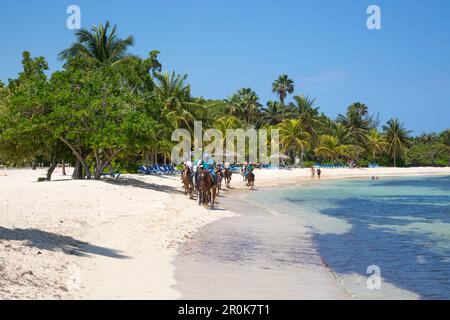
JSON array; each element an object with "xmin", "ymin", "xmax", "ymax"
[
  {"xmin": 154, "ymin": 71, "xmax": 200, "ymax": 132},
  {"xmin": 348, "ymin": 102, "xmax": 368, "ymax": 117},
  {"xmin": 288, "ymin": 95, "xmax": 320, "ymax": 137},
  {"xmin": 225, "ymin": 88, "xmax": 261, "ymax": 125},
  {"xmin": 59, "ymin": 21, "xmax": 135, "ymax": 66},
  {"xmin": 257, "ymin": 101, "xmax": 285, "ymax": 127},
  {"xmin": 277, "ymin": 119, "xmax": 310, "ymax": 166},
  {"xmin": 333, "ymin": 122, "xmax": 351, "ymax": 144},
  {"xmin": 366, "ymin": 128, "xmax": 388, "ymax": 161},
  {"xmin": 214, "ymin": 116, "xmax": 244, "ymax": 137},
  {"xmin": 337, "ymin": 103, "xmax": 370, "ymax": 145},
  {"xmin": 314, "ymin": 135, "xmax": 350, "ymax": 162},
  {"xmin": 383, "ymin": 118, "xmax": 411, "ymax": 167},
  {"xmin": 435, "ymin": 129, "xmax": 450, "ymax": 166},
  {"xmin": 272, "ymin": 74, "xmax": 294, "ymax": 106}
]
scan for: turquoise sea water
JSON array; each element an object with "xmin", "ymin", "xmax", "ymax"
[{"xmin": 246, "ymin": 176, "xmax": 450, "ymax": 299}]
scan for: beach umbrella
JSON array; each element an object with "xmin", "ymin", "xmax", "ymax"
[{"xmin": 270, "ymin": 153, "xmax": 290, "ymax": 159}]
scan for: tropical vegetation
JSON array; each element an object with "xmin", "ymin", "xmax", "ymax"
[{"xmin": 0, "ymin": 22, "xmax": 448, "ymax": 180}]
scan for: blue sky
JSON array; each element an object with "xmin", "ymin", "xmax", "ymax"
[{"xmin": 1, "ymin": 0, "xmax": 449, "ymax": 134}]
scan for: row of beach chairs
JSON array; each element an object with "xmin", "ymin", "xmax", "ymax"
[
  {"xmin": 314, "ymin": 164, "xmax": 350, "ymax": 169},
  {"xmin": 138, "ymin": 165, "xmax": 180, "ymax": 175}
]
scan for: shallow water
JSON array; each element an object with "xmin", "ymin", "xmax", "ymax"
[
  {"xmin": 246, "ymin": 175, "xmax": 450, "ymax": 299},
  {"xmin": 173, "ymin": 189, "xmax": 349, "ymax": 299}
]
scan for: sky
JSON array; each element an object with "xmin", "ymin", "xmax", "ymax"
[{"xmin": 1, "ymin": 0, "xmax": 449, "ymax": 134}]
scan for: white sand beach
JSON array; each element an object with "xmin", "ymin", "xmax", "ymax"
[{"xmin": 0, "ymin": 166, "xmax": 449, "ymax": 299}]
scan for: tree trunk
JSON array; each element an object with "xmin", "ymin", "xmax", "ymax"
[
  {"xmin": 72, "ymin": 159, "xmax": 83, "ymax": 179},
  {"xmin": 46, "ymin": 151, "xmax": 57, "ymax": 181},
  {"xmin": 59, "ymin": 137, "xmax": 92, "ymax": 179},
  {"xmin": 93, "ymin": 149, "xmax": 122, "ymax": 180},
  {"xmin": 300, "ymin": 146, "xmax": 305, "ymax": 168},
  {"xmin": 393, "ymin": 153, "xmax": 397, "ymax": 167},
  {"xmin": 62, "ymin": 160, "xmax": 66, "ymax": 176}
]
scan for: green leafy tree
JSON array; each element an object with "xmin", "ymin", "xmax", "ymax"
[
  {"xmin": 0, "ymin": 52, "xmax": 56, "ymax": 174},
  {"xmin": 49, "ymin": 57, "xmax": 162, "ymax": 179},
  {"xmin": 435, "ymin": 129, "xmax": 450, "ymax": 166}
]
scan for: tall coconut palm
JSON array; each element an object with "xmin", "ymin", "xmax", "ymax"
[
  {"xmin": 366, "ymin": 128, "xmax": 388, "ymax": 161},
  {"xmin": 278, "ymin": 119, "xmax": 310, "ymax": 166},
  {"xmin": 59, "ymin": 21, "xmax": 135, "ymax": 66},
  {"xmin": 383, "ymin": 118, "xmax": 411, "ymax": 167},
  {"xmin": 272, "ymin": 74, "xmax": 294, "ymax": 106}
]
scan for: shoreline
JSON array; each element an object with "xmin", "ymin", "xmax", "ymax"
[
  {"xmin": 0, "ymin": 167, "xmax": 449, "ymax": 299},
  {"xmin": 173, "ymin": 167, "xmax": 450, "ymax": 299}
]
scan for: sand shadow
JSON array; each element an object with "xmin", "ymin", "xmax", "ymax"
[
  {"xmin": 102, "ymin": 176, "xmax": 183, "ymax": 194},
  {"xmin": 0, "ymin": 226, "xmax": 129, "ymax": 259}
]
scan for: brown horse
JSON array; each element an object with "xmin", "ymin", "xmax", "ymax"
[
  {"xmin": 224, "ymin": 168, "xmax": 232, "ymax": 188},
  {"xmin": 216, "ymin": 167, "xmax": 224, "ymax": 195},
  {"xmin": 198, "ymin": 168, "xmax": 216, "ymax": 208},
  {"xmin": 247, "ymin": 169, "xmax": 255, "ymax": 190},
  {"xmin": 181, "ymin": 166, "xmax": 194, "ymax": 199}
]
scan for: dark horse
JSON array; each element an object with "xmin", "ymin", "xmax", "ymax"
[
  {"xmin": 198, "ymin": 167, "xmax": 216, "ymax": 208},
  {"xmin": 247, "ymin": 169, "xmax": 255, "ymax": 190},
  {"xmin": 224, "ymin": 168, "xmax": 232, "ymax": 188},
  {"xmin": 181, "ymin": 166, "xmax": 194, "ymax": 199}
]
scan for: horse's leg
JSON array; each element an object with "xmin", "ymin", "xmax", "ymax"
[
  {"xmin": 205, "ymin": 189, "xmax": 210, "ymax": 208},
  {"xmin": 211, "ymin": 187, "xmax": 216, "ymax": 208}
]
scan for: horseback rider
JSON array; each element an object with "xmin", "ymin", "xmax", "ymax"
[
  {"xmin": 243, "ymin": 161, "xmax": 253, "ymax": 180},
  {"xmin": 201, "ymin": 153, "xmax": 217, "ymax": 185}
]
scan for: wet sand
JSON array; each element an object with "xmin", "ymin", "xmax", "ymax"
[{"xmin": 173, "ymin": 188, "xmax": 350, "ymax": 300}]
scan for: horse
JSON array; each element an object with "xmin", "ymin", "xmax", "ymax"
[
  {"xmin": 181, "ymin": 166, "xmax": 194, "ymax": 199},
  {"xmin": 247, "ymin": 169, "xmax": 255, "ymax": 190},
  {"xmin": 193, "ymin": 166, "xmax": 200, "ymax": 198},
  {"xmin": 224, "ymin": 168, "xmax": 232, "ymax": 188},
  {"xmin": 198, "ymin": 167, "xmax": 216, "ymax": 208},
  {"xmin": 216, "ymin": 167, "xmax": 224, "ymax": 195}
]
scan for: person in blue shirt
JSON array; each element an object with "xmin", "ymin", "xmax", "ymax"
[{"xmin": 202, "ymin": 154, "xmax": 217, "ymax": 184}]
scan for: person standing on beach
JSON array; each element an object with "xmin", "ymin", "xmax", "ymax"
[
  {"xmin": 317, "ymin": 168, "xmax": 321, "ymax": 179},
  {"xmin": 311, "ymin": 167, "xmax": 316, "ymax": 179}
]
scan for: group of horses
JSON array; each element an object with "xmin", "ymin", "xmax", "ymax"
[{"xmin": 181, "ymin": 165, "xmax": 254, "ymax": 209}]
